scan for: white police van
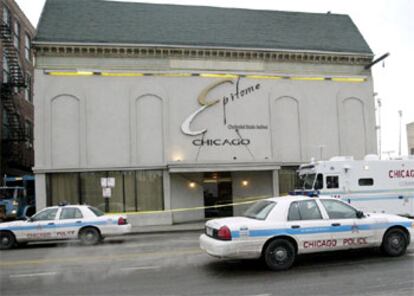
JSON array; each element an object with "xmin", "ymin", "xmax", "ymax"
[
  {"xmin": 294, "ymin": 155, "xmax": 414, "ymax": 217},
  {"xmin": 200, "ymin": 195, "xmax": 413, "ymax": 271},
  {"xmin": 0, "ymin": 204, "xmax": 131, "ymax": 249}
]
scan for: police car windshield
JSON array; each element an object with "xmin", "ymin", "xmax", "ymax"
[
  {"xmin": 243, "ymin": 200, "xmax": 276, "ymax": 220},
  {"xmin": 88, "ymin": 206, "xmax": 105, "ymax": 217},
  {"xmin": 299, "ymin": 174, "xmax": 316, "ymax": 190}
]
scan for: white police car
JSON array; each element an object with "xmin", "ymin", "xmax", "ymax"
[
  {"xmin": 200, "ymin": 195, "xmax": 414, "ymax": 271},
  {"xmin": 0, "ymin": 204, "xmax": 131, "ymax": 249}
]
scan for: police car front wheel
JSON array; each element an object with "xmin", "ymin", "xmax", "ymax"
[
  {"xmin": 79, "ymin": 227, "xmax": 101, "ymax": 246},
  {"xmin": 264, "ymin": 239, "xmax": 296, "ymax": 271},
  {"xmin": 0, "ymin": 231, "xmax": 16, "ymax": 250},
  {"xmin": 381, "ymin": 228, "xmax": 408, "ymax": 257}
]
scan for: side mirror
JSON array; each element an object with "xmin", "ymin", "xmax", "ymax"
[
  {"xmin": 356, "ymin": 211, "xmax": 364, "ymax": 219},
  {"xmin": 26, "ymin": 216, "xmax": 34, "ymax": 222}
]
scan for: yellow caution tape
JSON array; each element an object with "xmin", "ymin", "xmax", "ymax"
[{"xmin": 109, "ymin": 195, "xmax": 272, "ymax": 216}]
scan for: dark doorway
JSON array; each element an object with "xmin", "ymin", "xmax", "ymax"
[{"xmin": 203, "ymin": 172, "xmax": 233, "ymax": 218}]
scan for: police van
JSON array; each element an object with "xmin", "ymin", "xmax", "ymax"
[{"xmin": 293, "ymin": 155, "xmax": 414, "ymax": 217}]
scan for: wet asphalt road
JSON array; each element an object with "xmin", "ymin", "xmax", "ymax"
[{"xmin": 0, "ymin": 231, "xmax": 413, "ymax": 296}]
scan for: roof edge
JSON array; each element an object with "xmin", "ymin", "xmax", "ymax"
[{"xmin": 32, "ymin": 41, "xmax": 374, "ymax": 57}]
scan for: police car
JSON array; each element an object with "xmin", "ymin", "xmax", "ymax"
[
  {"xmin": 0, "ymin": 204, "xmax": 131, "ymax": 249},
  {"xmin": 200, "ymin": 195, "xmax": 414, "ymax": 271}
]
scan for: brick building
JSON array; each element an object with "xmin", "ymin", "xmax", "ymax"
[{"xmin": 0, "ymin": 0, "xmax": 35, "ymax": 179}]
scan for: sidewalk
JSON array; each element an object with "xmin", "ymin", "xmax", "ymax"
[{"xmin": 130, "ymin": 221, "xmax": 205, "ymax": 235}]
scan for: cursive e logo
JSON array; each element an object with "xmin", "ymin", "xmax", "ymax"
[{"xmin": 181, "ymin": 79, "xmax": 233, "ymax": 136}]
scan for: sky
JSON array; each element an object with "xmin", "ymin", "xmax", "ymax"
[{"xmin": 14, "ymin": 0, "xmax": 414, "ymax": 157}]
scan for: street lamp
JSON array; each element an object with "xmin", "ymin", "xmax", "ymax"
[
  {"xmin": 377, "ymin": 98, "xmax": 382, "ymax": 159},
  {"xmin": 374, "ymin": 92, "xmax": 382, "ymax": 159},
  {"xmin": 398, "ymin": 110, "xmax": 403, "ymax": 156}
]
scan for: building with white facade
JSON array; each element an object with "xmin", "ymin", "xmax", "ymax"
[{"xmin": 33, "ymin": 0, "xmax": 377, "ymax": 225}]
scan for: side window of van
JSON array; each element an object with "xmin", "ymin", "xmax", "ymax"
[
  {"xmin": 326, "ymin": 176, "xmax": 339, "ymax": 189},
  {"xmin": 315, "ymin": 174, "xmax": 323, "ymax": 190},
  {"xmin": 359, "ymin": 178, "xmax": 374, "ymax": 186}
]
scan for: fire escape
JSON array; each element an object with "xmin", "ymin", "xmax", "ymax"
[{"xmin": 1, "ymin": 19, "xmax": 28, "ymax": 170}]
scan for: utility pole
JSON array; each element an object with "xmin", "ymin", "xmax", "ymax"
[
  {"xmin": 398, "ymin": 110, "xmax": 403, "ymax": 156},
  {"xmin": 374, "ymin": 93, "xmax": 382, "ymax": 159}
]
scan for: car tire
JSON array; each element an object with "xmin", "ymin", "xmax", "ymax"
[
  {"xmin": 381, "ymin": 228, "xmax": 408, "ymax": 257},
  {"xmin": 79, "ymin": 227, "xmax": 101, "ymax": 246},
  {"xmin": 0, "ymin": 231, "xmax": 16, "ymax": 250},
  {"xmin": 264, "ymin": 239, "xmax": 296, "ymax": 271}
]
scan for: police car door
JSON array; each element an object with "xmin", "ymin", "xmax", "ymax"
[
  {"xmin": 318, "ymin": 199, "xmax": 376, "ymax": 250},
  {"xmin": 29, "ymin": 208, "xmax": 59, "ymax": 241},
  {"xmin": 287, "ymin": 199, "xmax": 335, "ymax": 254},
  {"xmin": 55, "ymin": 207, "xmax": 84, "ymax": 239}
]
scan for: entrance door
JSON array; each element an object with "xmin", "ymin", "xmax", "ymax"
[{"xmin": 203, "ymin": 172, "xmax": 233, "ymax": 218}]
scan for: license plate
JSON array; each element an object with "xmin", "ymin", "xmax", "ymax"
[{"xmin": 206, "ymin": 227, "xmax": 213, "ymax": 236}]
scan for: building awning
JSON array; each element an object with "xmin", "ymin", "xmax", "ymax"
[{"xmin": 167, "ymin": 161, "xmax": 281, "ymax": 173}]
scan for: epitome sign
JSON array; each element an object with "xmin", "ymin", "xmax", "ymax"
[{"xmin": 181, "ymin": 79, "xmax": 266, "ymax": 147}]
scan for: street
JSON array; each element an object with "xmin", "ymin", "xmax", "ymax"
[{"xmin": 0, "ymin": 231, "xmax": 413, "ymax": 296}]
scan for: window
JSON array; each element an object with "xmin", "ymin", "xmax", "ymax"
[
  {"xmin": 25, "ymin": 120, "xmax": 33, "ymax": 148},
  {"xmin": 48, "ymin": 173, "xmax": 80, "ymax": 206},
  {"xmin": 60, "ymin": 208, "xmax": 83, "ymax": 220},
  {"xmin": 136, "ymin": 170, "xmax": 163, "ymax": 211},
  {"xmin": 25, "ymin": 72, "xmax": 32, "ymax": 102},
  {"xmin": 2, "ymin": 5, "xmax": 11, "ymax": 26},
  {"xmin": 243, "ymin": 200, "xmax": 276, "ymax": 220},
  {"xmin": 359, "ymin": 178, "xmax": 374, "ymax": 186},
  {"xmin": 31, "ymin": 208, "xmax": 58, "ymax": 221},
  {"xmin": 13, "ymin": 21, "xmax": 20, "ymax": 49},
  {"xmin": 2, "ymin": 110, "xmax": 10, "ymax": 140},
  {"xmin": 299, "ymin": 173, "xmax": 316, "ymax": 190},
  {"xmin": 326, "ymin": 176, "xmax": 339, "ymax": 189},
  {"xmin": 315, "ymin": 174, "xmax": 323, "ymax": 190},
  {"xmin": 24, "ymin": 33, "xmax": 31, "ymax": 61},
  {"xmin": 288, "ymin": 200, "xmax": 322, "ymax": 221},
  {"xmin": 278, "ymin": 167, "xmax": 298, "ymax": 195},
  {"xmin": 47, "ymin": 170, "xmax": 164, "ymax": 213},
  {"xmin": 2, "ymin": 55, "xmax": 9, "ymax": 83},
  {"xmin": 320, "ymin": 199, "xmax": 357, "ymax": 219},
  {"xmin": 88, "ymin": 207, "xmax": 105, "ymax": 217}
]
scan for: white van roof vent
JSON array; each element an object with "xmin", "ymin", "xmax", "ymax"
[
  {"xmin": 329, "ymin": 156, "xmax": 354, "ymax": 161},
  {"xmin": 364, "ymin": 154, "xmax": 380, "ymax": 161}
]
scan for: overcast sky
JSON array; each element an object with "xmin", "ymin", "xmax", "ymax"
[{"xmin": 15, "ymin": 0, "xmax": 414, "ymax": 157}]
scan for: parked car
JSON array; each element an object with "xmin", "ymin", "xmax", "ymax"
[
  {"xmin": 0, "ymin": 204, "xmax": 131, "ymax": 250},
  {"xmin": 200, "ymin": 195, "xmax": 413, "ymax": 271}
]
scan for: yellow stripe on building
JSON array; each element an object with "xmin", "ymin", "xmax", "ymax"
[
  {"xmin": 199, "ymin": 73, "xmax": 239, "ymax": 79},
  {"xmin": 101, "ymin": 72, "xmax": 145, "ymax": 77},
  {"xmin": 48, "ymin": 71, "xmax": 94, "ymax": 76},
  {"xmin": 331, "ymin": 77, "xmax": 366, "ymax": 83}
]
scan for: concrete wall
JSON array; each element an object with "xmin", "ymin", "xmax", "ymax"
[
  {"xmin": 170, "ymin": 173, "xmax": 204, "ymax": 223},
  {"xmin": 232, "ymin": 171, "xmax": 274, "ymax": 216},
  {"xmin": 34, "ymin": 60, "xmax": 376, "ymax": 171},
  {"xmin": 33, "ymin": 54, "xmax": 376, "ymax": 217}
]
